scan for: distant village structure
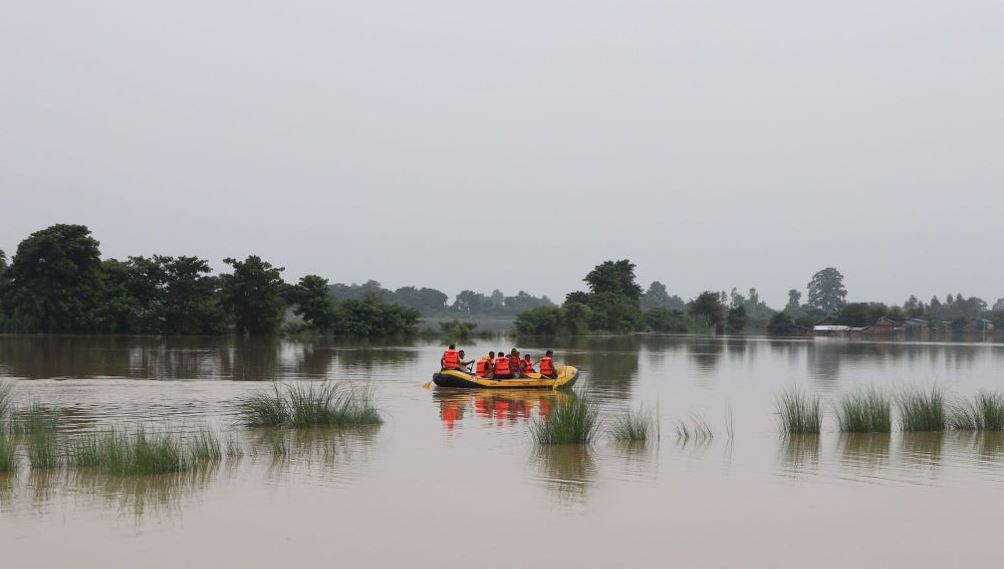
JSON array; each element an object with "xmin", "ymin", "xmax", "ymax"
[{"xmin": 812, "ymin": 315, "xmax": 992, "ymax": 339}]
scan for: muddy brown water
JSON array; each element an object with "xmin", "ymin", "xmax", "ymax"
[{"xmin": 2, "ymin": 335, "xmax": 1004, "ymax": 568}]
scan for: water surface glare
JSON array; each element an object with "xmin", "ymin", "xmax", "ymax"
[{"xmin": 1, "ymin": 335, "xmax": 1003, "ymax": 568}]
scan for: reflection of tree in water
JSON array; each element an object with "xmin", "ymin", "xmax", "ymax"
[
  {"xmin": 778, "ymin": 434, "xmax": 819, "ymax": 477},
  {"xmin": 530, "ymin": 445, "xmax": 595, "ymax": 506},
  {"xmin": 0, "ymin": 335, "xmax": 134, "ymax": 379},
  {"xmin": 289, "ymin": 343, "xmax": 338, "ymax": 379},
  {"xmin": 806, "ymin": 342, "xmax": 841, "ymax": 383},
  {"xmin": 685, "ymin": 337, "xmax": 724, "ymax": 376},
  {"xmin": 839, "ymin": 433, "xmax": 891, "ymax": 471},
  {"xmin": 332, "ymin": 342, "xmax": 419, "ymax": 373},
  {"xmin": 218, "ymin": 337, "xmax": 282, "ymax": 381},
  {"xmin": 638, "ymin": 335, "xmax": 687, "ymax": 367},
  {"xmin": 725, "ymin": 337, "xmax": 751, "ymax": 365},
  {"xmin": 554, "ymin": 337, "xmax": 640, "ymax": 397},
  {"xmin": 127, "ymin": 336, "xmax": 229, "ymax": 379}
]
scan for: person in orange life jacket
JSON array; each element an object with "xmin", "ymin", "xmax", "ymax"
[
  {"xmin": 457, "ymin": 350, "xmax": 475, "ymax": 373},
  {"xmin": 475, "ymin": 351, "xmax": 496, "ymax": 378},
  {"xmin": 441, "ymin": 344, "xmax": 461, "ymax": 370},
  {"xmin": 493, "ymin": 349, "xmax": 513, "ymax": 380},
  {"xmin": 520, "ymin": 354, "xmax": 535, "ymax": 376},
  {"xmin": 508, "ymin": 348, "xmax": 521, "ymax": 378},
  {"xmin": 539, "ymin": 350, "xmax": 557, "ymax": 379}
]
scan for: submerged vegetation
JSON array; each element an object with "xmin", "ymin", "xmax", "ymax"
[
  {"xmin": 898, "ymin": 387, "xmax": 947, "ymax": 432},
  {"xmin": 836, "ymin": 389, "xmax": 892, "ymax": 433},
  {"xmin": 610, "ymin": 409, "xmax": 652, "ymax": 442},
  {"xmin": 776, "ymin": 387, "xmax": 821, "ymax": 435},
  {"xmin": 530, "ymin": 396, "xmax": 599, "ymax": 445},
  {"xmin": 949, "ymin": 392, "xmax": 1004, "ymax": 431},
  {"xmin": 675, "ymin": 414, "xmax": 714, "ymax": 442},
  {"xmin": 241, "ymin": 382, "xmax": 382, "ymax": 428},
  {"xmin": 0, "ymin": 428, "xmax": 17, "ymax": 473}
]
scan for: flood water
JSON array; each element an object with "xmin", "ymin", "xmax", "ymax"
[{"xmin": 2, "ymin": 334, "xmax": 1003, "ymax": 568}]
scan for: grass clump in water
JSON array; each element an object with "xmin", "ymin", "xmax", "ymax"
[
  {"xmin": 242, "ymin": 382, "xmax": 382, "ymax": 428},
  {"xmin": 77, "ymin": 429, "xmax": 187, "ymax": 475},
  {"xmin": 27, "ymin": 433, "xmax": 62, "ymax": 470},
  {"xmin": 0, "ymin": 381, "xmax": 14, "ymax": 420},
  {"xmin": 898, "ymin": 387, "xmax": 946, "ymax": 432},
  {"xmin": 11, "ymin": 401, "xmax": 61, "ymax": 435},
  {"xmin": 0, "ymin": 429, "xmax": 17, "ymax": 473},
  {"xmin": 610, "ymin": 409, "xmax": 652, "ymax": 442},
  {"xmin": 776, "ymin": 387, "xmax": 821, "ymax": 435},
  {"xmin": 949, "ymin": 392, "xmax": 1004, "ymax": 431},
  {"xmin": 836, "ymin": 388, "xmax": 892, "ymax": 433},
  {"xmin": 188, "ymin": 429, "xmax": 222, "ymax": 463},
  {"xmin": 530, "ymin": 396, "xmax": 599, "ymax": 445},
  {"xmin": 675, "ymin": 414, "xmax": 714, "ymax": 442}
]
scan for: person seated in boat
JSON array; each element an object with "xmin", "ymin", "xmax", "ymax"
[
  {"xmin": 493, "ymin": 349, "xmax": 513, "ymax": 380},
  {"xmin": 457, "ymin": 350, "xmax": 475, "ymax": 373},
  {"xmin": 539, "ymin": 350, "xmax": 557, "ymax": 379},
  {"xmin": 508, "ymin": 348, "xmax": 522, "ymax": 378},
  {"xmin": 441, "ymin": 344, "xmax": 461, "ymax": 370},
  {"xmin": 520, "ymin": 354, "xmax": 536, "ymax": 376},
  {"xmin": 475, "ymin": 352, "xmax": 495, "ymax": 378}
]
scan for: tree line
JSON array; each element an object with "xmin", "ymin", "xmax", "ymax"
[
  {"xmin": 516, "ymin": 262, "xmax": 1004, "ymax": 336},
  {"xmin": 0, "ymin": 224, "xmax": 419, "ymax": 336},
  {"xmin": 328, "ymin": 280, "xmax": 553, "ymax": 316}
]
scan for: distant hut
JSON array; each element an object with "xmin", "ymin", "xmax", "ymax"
[
  {"xmin": 904, "ymin": 318, "xmax": 930, "ymax": 339},
  {"xmin": 966, "ymin": 318, "xmax": 995, "ymax": 336},
  {"xmin": 862, "ymin": 316, "xmax": 901, "ymax": 337},
  {"xmin": 813, "ymin": 315, "xmax": 850, "ymax": 336}
]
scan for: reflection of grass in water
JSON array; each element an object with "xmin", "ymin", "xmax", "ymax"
[
  {"xmin": 900, "ymin": 432, "xmax": 944, "ymax": 467},
  {"xmin": 839, "ymin": 433, "xmax": 891, "ymax": 469},
  {"xmin": 898, "ymin": 387, "xmax": 946, "ymax": 432},
  {"xmin": 27, "ymin": 432, "xmax": 61, "ymax": 470},
  {"xmin": 531, "ymin": 445, "xmax": 595, "ymax": 505},
  {"xmin": 530, "ymin": 396, "xmax": 599, "ymax": 445},
  {"xmin": 225, "ymin": 434, "xmax": 244, "ymax": 459},
  {"xmin": 0, "ymin": 428, "xmax": 17, "ymax": 473},
  {"xmin": 776, "ymin": 387, "xmax": 821, "ymax": 435},
  {"xmin": 949, "ymin": 392, "xmax": 1004, "ymax": 431},
  {"xmin": 242, "ymin": 382, "xmax": 382, "ymax": 428},
  {"xmin": 836, "ymin": 389, "xmax": 892, "ymax": 433},
  {"xmin": 73, "ymin": 465, "xmax": 222, "ymax": 519},
  {"xmin": 610, "ymin": 409, "xmax": 651, "ymax": 442},
  {"xmin": 779, "ymin": 434, "xmax": 820, "ymax": 473}
]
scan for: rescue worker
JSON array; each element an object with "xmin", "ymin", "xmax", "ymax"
[
  {"xmin": 457, "ymin": 350, "xmax": 475, "ymax": 373},
  {"xmin": 520, "ymin": 354, "xmax": 536, "ymax": 376},
  {"xmin": 508, "ymin": 348, "xmax": 521, "ymax": 378},
  {"xmin": 441, "ymin": 344, "xmax": 460, "ymax": 370},
  {"xmin": 493, "ymin": 349, "xmax": 513, "ymax": 380},
  {"xmin": 475, "ymin": 351, "xmax": 496, "ymax": 378},
  {"xmin": 539, "ymin": 350, "xmax": 557, "ymax": 379}
]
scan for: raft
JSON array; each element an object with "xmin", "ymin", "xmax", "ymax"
[{"xmin": 432, "ymin": 365, "xmax": 579, "ymax": 389}]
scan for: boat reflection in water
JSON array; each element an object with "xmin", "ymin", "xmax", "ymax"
[{"xmin": 433, "ymin": 389, "xmax": 570, "ymax": 430}]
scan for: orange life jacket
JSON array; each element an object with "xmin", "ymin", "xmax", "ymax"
[
  {"xmin": 540, "ymin": 356, "xmax": 555, "ymax": 376},
  {"xmin": 475, "ymin": 358, "xmax": 490, "ymax": 377},
  {"xmin": 442, "ymin": 349, "xmax": 460, "ymax": 369},
  {"xmin": 522, "ymin": 358, "xmax": 535, "ymax": 373},
  {"xmin": 494, "ymin": 356, "xmax": 511, "ymax": 375}
]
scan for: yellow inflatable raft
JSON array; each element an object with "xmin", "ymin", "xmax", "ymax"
[{"xmin": 431, "ymin": 365, "xmax": 579, "ymax": 389}]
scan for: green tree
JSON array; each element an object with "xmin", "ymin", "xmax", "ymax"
[
  {"xmin": 726, "ymin": 305, "xmax": 748, "ymax": 333},
  {"xmin": 583, "ymin": 260, "xmax": 643, "ymax": 301},
  {"xmin": 587, "ymin": 292, "xmax": 642, "ymax": 333},
  {"xmin": 219, "ymin": 255, "xmax": 287, "ymax": 335},
  {"xmin": 560, "ymin": 302, "xmax": 593, "ymax": 335},
  {"xmin": 785, "ymin": 289, "xmax": 802, "ymax": 312},
  {"xmin": 688, "ymin": 291, "xmax": 726, "ymax": 332},
  {"xmin": 288, "ymin": 275, "xmax": 340, "ymax": 331},
  {"xmin": 767, "ymin": 312, "xmax": 798, "ymax": 335},
  {"xmin": 644, "ymin": 307, "xmax": 693, "ymax": 333},
  {"xmin": 807, "ymin": 267, "xmax": 847, "ymax": 313},
  {"xmin": 514, "ymin": 306, "xmax": 563, "ymax": 334},
  {"xmin": 159, "ymin": 256, "xmax": 227, "ymax": 335},
  {"xmin": 5, "ymin": 224, "xmax": 104, "ymax": 332}
]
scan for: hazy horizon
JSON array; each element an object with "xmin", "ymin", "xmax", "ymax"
[{"xmin": 3, "ymin": 1, "xmax": 1002, "ymax": 307}]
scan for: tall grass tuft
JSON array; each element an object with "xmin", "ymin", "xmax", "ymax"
[
  {"xmin": 776, "ymin": 387, "xmax": 821, "ymax": 435},
  {"xmin": 242, "ymin": 382, "xmax": 382, "ymax": 428},
  {"xmin": 242, "ymin": 386, "xmax": 289, "ymax": 427},
  {"xmin": 68, "ymin": 433, "xmax": 104, "ymax": 468},
  {"xmin": 0, "ymin": 381, "xmax": 14, "ymax": 420},
  {"xmin": 27, "ymin": 433, "xmax": 62, "ymax": 470},
  {"xmin": 11, "ymin": 401, "xmax": 61, "ymax": 435},
  {"xmin": 836, "ymin": 388, "xmax": 892, "ymax": 433},
  {"xmin": 898, "ymin": 387, "xmax": 946, "ymax": 432},
  {"xmin": 530, "ymin": 396, "xmax": 599, "ymax": 445},
  {"xmin": 610, "ymin": 409, "xmax": 652, "ymax": 442},
  {"xmin": 81, "ymin": 428, "xmax": 188, "ymax": 475},
  {"xmin": 949, "ymin": 392, "xmax": 1004, "ymax": 431},
  {"xmin": 0, "ymin": 428, "xmax": 17, "ymax": 473},
  {"xmin": 188, "ymin": 429, "xmax": 222, "ymax": 463}
]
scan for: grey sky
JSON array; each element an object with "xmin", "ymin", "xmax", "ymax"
[{"xmin": 2, "ymin": 1, "xmax": 1002, "ymax": 307}]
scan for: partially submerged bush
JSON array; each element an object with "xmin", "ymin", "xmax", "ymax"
[
  {"xmin": 530, "ymin": 396, "xmax": 599, "ymax": 445},
  {"xmin": 836, "ymin": 388, "xmax": 892, "ymax": 433},
  {"xmin": 611, "ymin": 409, "xmax": 652, "ymax": 442},
  {"xmin": 241, "ymin": 382, "xmax": 381, "ymax": 428},
  {"xmin": 949, "ymin": 392, "xmax": 1004, "ymax": 431},
  {"xmin": 898, "ymin": 387, "xmax": 946, "ymax": 432},
  {"xmin": 776, "ymin": 387, "xmax": 821, "ymax": 435}
]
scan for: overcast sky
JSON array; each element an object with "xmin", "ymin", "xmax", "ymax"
[{"xmin": 2, "ymin": 0, "xmax": 1002, "ymax": 307}]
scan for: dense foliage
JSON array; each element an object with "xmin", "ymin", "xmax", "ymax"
[
  {"xmin": 329, "ymin": 280, "xmax": 553, "ymax": 316},
  {"xmin": 0, "ymin": 225, "xmax": 418, "ymax": 337}
]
